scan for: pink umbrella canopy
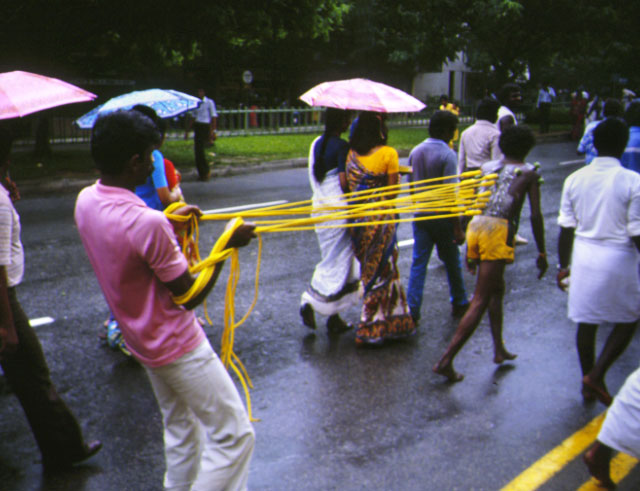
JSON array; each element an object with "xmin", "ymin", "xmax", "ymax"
[
  {"xmin": 299, "ymin": 78, "xmax": 426, "ymax": 113},
  {"xmin": 0, "ymin": 70, "xmax": 96, "ymax": 119}
]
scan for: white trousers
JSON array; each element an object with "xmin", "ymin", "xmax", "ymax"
[{"xmin": 145, "ymin": 340, "xmax": 255, "ymax": 491}]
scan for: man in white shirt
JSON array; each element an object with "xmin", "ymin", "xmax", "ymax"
[
  {"xmin": 557, "ymin": 117, "xmax": 640, "ymax": 408},
  {"xmin": 186, "ymin": 87, "xmax": 218, "ymax": 181},
  {"xmin": 496, "ymin": 83, "xmax": 522, "ymax": 132},
  {"xmin": 536, "ymin": 83, "xmax": 555, "ymax": 134},
  {"xmin": 458, "ymin": 97, "xmax": 502, "ymax": 174}
]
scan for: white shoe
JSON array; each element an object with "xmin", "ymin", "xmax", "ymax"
[{"xmin": 515, "ymin": 233, "xmax": 528, "ymax": 245}]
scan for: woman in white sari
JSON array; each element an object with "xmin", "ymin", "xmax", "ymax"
[{"xmin": 300, "ymin": 109, "xmax": 360, "ymax": 332}]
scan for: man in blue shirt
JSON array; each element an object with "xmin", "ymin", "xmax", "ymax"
[
  {"xmin": 406, "ymin": 111, "xmax": 469, "ymax": 323},
  {"xmin": 578, "ymin": 98, "xmax": 623, "ymax": 165},
  {"xmin": 622, "ymin": 101, "xmax": 640, "ymax": 173}
]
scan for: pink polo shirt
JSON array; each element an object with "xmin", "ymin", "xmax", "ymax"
[{"xmin": 74, "ymin": 182, "xmax": 205, "ymax": 367}]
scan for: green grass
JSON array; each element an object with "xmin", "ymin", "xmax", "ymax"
[{"xmin": 8, "ymin": 123, "xmax": 568, "ymax": 181}]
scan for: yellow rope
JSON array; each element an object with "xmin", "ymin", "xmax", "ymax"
[{"xmin": 163, "ymin": 170, "xmax": 495, "ymax": 421}]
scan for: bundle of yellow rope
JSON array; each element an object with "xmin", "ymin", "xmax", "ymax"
[{"xmin": 164, "ymin": 169, "xmax": 496, "ymax": 420}]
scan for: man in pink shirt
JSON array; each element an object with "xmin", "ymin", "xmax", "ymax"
[{"xmin": 75, "ymin": 110, "xmax": 256, "ymax": 490}]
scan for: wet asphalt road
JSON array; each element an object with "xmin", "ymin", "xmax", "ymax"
[{"xmin": 1, "ymin": 141, "xmax": 640, "ymax": 490}]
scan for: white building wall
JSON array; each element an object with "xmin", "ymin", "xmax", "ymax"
[{"xmin": 412, "ymin": 53, "xmax": 472, "ymax": 104}]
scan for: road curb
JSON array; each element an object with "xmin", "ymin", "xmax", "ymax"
[{"xmin": 17, "ymin": 133, "xmax": 570, "ymax": 196}]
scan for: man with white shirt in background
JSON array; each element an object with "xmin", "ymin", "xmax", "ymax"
[
  {"xmin": 458, "ymin": 97, "xmax": 502, "ymax": 174},
  {"xmin": 536, "ymin": 82, "xmax": 556, "ymax": 134},
  {"xmin": 186, "ymin": 87, "xmax": 218, "ymax": 181}
]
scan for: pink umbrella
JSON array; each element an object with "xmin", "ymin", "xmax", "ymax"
[
  {"xmin": 299, "ymin": 78, "xmax": 426, "ymax": 113},
  {"xmin": 0, "ymin": 70, "xmax": 96, "ymax": 119}
]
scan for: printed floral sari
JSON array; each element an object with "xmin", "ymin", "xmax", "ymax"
[{"xmin": 346, "ymin": 149, "xmax": 415, "ymax": 345}]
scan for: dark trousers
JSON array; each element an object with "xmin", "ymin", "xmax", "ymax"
[
  {"xmin": 193, "ymin": 122, "xmax": 211, "ymax": 179},
  {"xmin": 407, "ymin": 219, "xmax": 469, "ymax": 320},
  {"xmin": 0, "ymin": 287, "xmax": 86, "ymax": 466},
  {"xmin": 539, "ymin": 103, "xmax": 551, "ymax": 133}
]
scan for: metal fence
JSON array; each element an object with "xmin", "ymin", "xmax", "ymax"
[
  {"xmin": 14, "ymin": 102, "xmax": 563, "ymax": 147},
  {"xmin": 14, "ymin": 106, "xmax": 481, "ymax": 146}
]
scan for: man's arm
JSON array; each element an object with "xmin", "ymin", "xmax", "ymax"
[
  {"xmin": 157, "ymin": 186, "xmax": 182, "ymax": 208},
  {"xmin": 457, "ymin": 139, "xmax": 467, "ymax": 174},
  {"xmin": 163, "ymin": 223, "xmax": 256, "ymax": 310},
  {"xmin": 557, "ymin": 226, "xmax": 575, "ymax": 290},
  {"xmin": 386, "ymin": 172, "xmax": 399, "ymax": 199},
  {"xmin": 338, "ymin": 172, "xmax": 349, "ymax": 194},
  {"xmin": 0, "ymin": 266, "xmax": 18, "ymax": 357},
  {"xmin": 526, "ymin": 175, "xmax": 547, "ymax": 278},
  {"xmin": 184, "ymin": 114, "xmax": 194, "ymax": 140}
]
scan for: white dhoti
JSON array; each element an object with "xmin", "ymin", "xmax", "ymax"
[
  {"xmin": 301, "ymin": 142, "xmax": 361, "ymax": 317},
  {"xmin": 598, "ymin": 366, "xmax": 640, "ymax": 459},
  {"xmin": 568, "ymin": 237, "xmax": 640, "ymax": 324}
]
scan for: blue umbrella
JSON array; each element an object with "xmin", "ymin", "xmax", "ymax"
[{"xmin": 75, "ymin": 88, "xmax": 201, "ymax": 129}]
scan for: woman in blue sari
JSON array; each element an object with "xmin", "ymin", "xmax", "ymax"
[{"xmin": 346, "ymin": 112, "xmax": 415, "ymax": 345}]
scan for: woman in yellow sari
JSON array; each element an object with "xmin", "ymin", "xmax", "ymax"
[{"xmin": 346, "ymin": 112, "xmax": 415, "ymax": 345}]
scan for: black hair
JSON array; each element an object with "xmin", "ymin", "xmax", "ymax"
[
  {"xmin": 593, "ymin": 117, "xmax": 629, "ymax": 158},
  {"xmin": 314, "ymin": 108, "xmax": 351, "ymax": 183},
  {"xmin": 476, "ymin": 97, "xmax": 500, "ymax": 123},
  {"xmin": 603, "ymin": 98, "xmax": 623, "ymax": 118},
  {"xmin": 0, "ymin": 127, "xmax": 13, "ymax": 164},
  {"xmin": 428, "ymin": 110, "xmax": 458, "ymax": 141},
  {"xmin": 91, "ymin": 110, "xmax": 161, "ymax": 176},
  {"xmin": 131, "ymin": 104, "xmax": 166, "ymax": 138},
  {"xmin": 349, "ymin": 112, "xmax": 387, "ymax": 155},
  {"xmin": 498, "ymin": 125, "xmax": 536, "ymax": 161},
  {"xmin": 498, "ymin": 83, "xmax": 521, "ymax": 104},
  {"xmin": 624, "ymin": 101, "xmax": 640, "ymax": 127}
]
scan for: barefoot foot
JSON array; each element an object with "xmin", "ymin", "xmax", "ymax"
[
  {"xmin": 494, "ymin": 350, "xmax": 517, "ymax": 364},
  {"xmin": 584, "ymin": 446, "xmax": 616, "ymax": 489},
  {"xmin": 582, "ymin": 375, "xmax": 612, "ymax": 406},
  {"xmin": 300, "ymin": 303, "xmax": 316, "ymax": 329},
  {"xmin": 433, "ymin": 361, "xmax": 464, "ymax": 383}
]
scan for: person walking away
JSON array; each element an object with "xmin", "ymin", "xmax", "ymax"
[
  {"xmin": 0, "ymin": 127, "xmax": 101, "ymax": 472},
  {"xmin": 300, "ymin": 108, "xmax": 360, "ymax": 332},
  {"xmin": 621, "ymin": 100, "xmax": 640, "ymax": 173},
  {"xmin": 495, "ymin": 83, "xmax": 522, "ymax": 133},
  {"xmin": 496, "ymin": 83, "xmax": 528, "ymax": 245},
  {"xmin": 439, "ymin": 94, "xmax": 460, "ymax": 148},
  {"xmin": 536, "ymin": 83, "xmax": 555, "ymax": 134},
  {"xmin": 346, "ymin": 112, "xmax": 416, "ymax": 345},
  {"xmin": 577, "ymin": 98, "xmax": 623, "ymax": 165},
  {"xmin": 75, "ymin": 110, "xmax": 256, "ymax": 490},
  {"xmin": 406, "ymin": 110, "xmax": 469, "ymax": 324},
  {"xmin": 557, "ymin": 117, "xmax": 640, "ymax": 407},
  {"xmin": 186, "ymin": 87, "xmax": 218, "ymax": 181},
  {"xmin": 583, "ymin": 364, "xmax": 640, "ymax": 489},
  {"xmin": 570, "ymin": 91, "xmax": 587, "ymax": 141},
  {"xmin": 585, "ymin": 94, "xmax": 602, "ymax": 125},
  {"xmin": 458, "ymin": 97, "xmax": 502, "ymax": 174},
  {"xmin": 433, "ymin": 126, "xmax": 547, "ymax": 382}
]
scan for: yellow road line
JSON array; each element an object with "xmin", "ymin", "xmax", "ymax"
[
  {"xmin": 578, "ymin": 452, "xmax": 638, "ymax": 490},
  {"xmin": 501, "ymin": 413, "xmax": 606, "ymax": 491}
]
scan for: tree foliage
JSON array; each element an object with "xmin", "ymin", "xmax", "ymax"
[{"xmin": 1, "ymin": 0, "xmax": 638, "ymax": 104}]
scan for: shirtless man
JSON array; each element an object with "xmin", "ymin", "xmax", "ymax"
[{"xmin": 433, "ymin": 125, "xmax": 547, "ymax": 382}]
